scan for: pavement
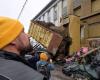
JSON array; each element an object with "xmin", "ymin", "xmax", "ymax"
[{"xmin": 50, "ymin": 65, "xmax": 73, "ymax": 80}]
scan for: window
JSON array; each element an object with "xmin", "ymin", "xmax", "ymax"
[
  {"xmin": 62, "ymin": 0, "xmax": 67, "ymax": 18},
  {"xmin": 43, "ymin": 15, "xmax": 45, "ymax": 21},
  {"xmin": 81, "ymin": 26, "xmax": 85, "ymax": 39},
  {"xmin": 40, "ymin": 16, "xmax": 43, "ymax": 21},
  {"xmin": 54, "ymin": 5, "xmax": 57, "ymax": 21},
  {"xmin": 38, "ymin": 17, "xmax": 40, "ymax": 20},
  {"xmin": 48, "ymin": 10, "xmax": 51, "ymax": 22}
]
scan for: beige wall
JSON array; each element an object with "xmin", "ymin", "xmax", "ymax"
[
  {"xmin": 74, "ymin": 0, "xmax": 100, "ymax": 16},
  {"xmin": 92, "ymin": 0, "xmax": 100, "ymax": 12},
  {"xmin": 81, "ymin": 0, "xmax": 91, "ymax": 16},
  {"xmin": 77, "ymin": 0, "xmax": 100, "ymax": 44},
  {"xmin": 88, "ymin": 23, "xmax": 100, "ymax": 38}
]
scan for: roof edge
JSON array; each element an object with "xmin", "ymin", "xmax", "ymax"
[{"xmin": 33, "ymin": 0, "xmax": 56, "ymax": 20}]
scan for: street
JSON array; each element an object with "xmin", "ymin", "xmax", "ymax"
[{"xmin": 51, "ymin": 65, "xmax": 73, "ymax": 80}]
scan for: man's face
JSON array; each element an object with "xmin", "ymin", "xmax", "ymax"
[{"xmin": 16, "ymin": 30, "xmax": 33, "ymax": 56}]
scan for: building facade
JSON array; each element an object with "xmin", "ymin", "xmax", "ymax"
[
  {"xmin": 76, "ymin": 0, "xmax": 100, "ymax": 49},
  {"xmin": 31, "ymin": 0, "xmax": 100, "ymax": 54},
  {"xmin": 33, "ymin": 0, "xmax": 68, "ymax": 26}
]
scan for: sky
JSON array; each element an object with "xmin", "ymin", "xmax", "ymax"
[{"xmin": 0, "ymin": 0, "xmax": 51, "ymax": 32}]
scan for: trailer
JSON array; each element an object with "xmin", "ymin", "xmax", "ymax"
[{"xmin": 28, "ymin": 21, "xmax": 64, "ymax": 56}]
